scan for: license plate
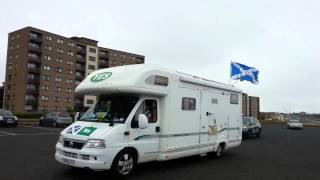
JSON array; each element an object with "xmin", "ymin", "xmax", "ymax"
[
  {"xmin": 62, "ymin": 158, "xmax": 75, "ymax": 165},
  {"xmin": 6, "ymin": 120, "xmax": 14, "ymax": 123}
]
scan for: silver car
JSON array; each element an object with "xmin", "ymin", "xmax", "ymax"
[
  {"xmin": 287, "ymin": 119, "xmax": 303, "ymax": 129},
  {"xmin": 39, "ymin": 112, "xmax": 72, "ymax": 127}
]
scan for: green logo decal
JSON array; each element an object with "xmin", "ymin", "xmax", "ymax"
[
  {"xmin": 90, "ymin": 72, "xmax": 112, "ymax": 82},
  {"xmin": 77, "ymin": 127, "xmax": 97, "ymax": 136}
]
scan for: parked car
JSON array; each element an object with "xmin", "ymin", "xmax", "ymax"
[
  {"xmin": 39, "ymin": 112, "xmax": 73, "ymax": 127},
  {"xmin": 287, "ymin": 119, "xmax": 303, "ymax": 129},
  {"xmin": 0, "ymin": 109, "xmax": 18, "ymax": 127},
  {"xmin": 242, "ymin": 116, "xmax": 262, "ymax": 138}
]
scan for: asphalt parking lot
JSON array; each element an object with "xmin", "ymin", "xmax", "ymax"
[{"xmin": 0, "ymin": 124, "xmax": 319, "ymax": 180}]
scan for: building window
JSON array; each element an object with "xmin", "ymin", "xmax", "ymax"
[
  {"xmin": 120, "ymin": 54, "xmax": 126, "ymax": 59},
  {"xmin": 57, "ymin": 49, "xmax": 63, "ymax": 54},
  {"xmin": 44, "ymin": 55, "xmax": 51, "ymax": 61},
  {"xmin": 25, "ymin": 105, "xmax": 34, "ymax": 111},
  {"xmin": 43, "ymin": 65, "xmax": 51, "ymax": 71},
  {"xmin": 54, "ymin": 106, "xmax": 60, "ymax": 111},
  {"xmin": 56, "ymin": 67, "xmax": 62, "ymax": 73},
  {"xmin": 41, "ymin": 106, "xmax": 48, "ymax": 111},
  {"xmin": 68, "ymin": 42, "xmax": 74, "ymax": 47},
  {"xmin": 65, "ymin": 97, "xmax": 72, "ymax": 103},
  {"xmin": 230, "ymin": 94, "xmax": 239, "ymax": 104},
  {"xmin": 67, "ymin": 60, "xmax": 73, "ymax": 66},
  {"xmin": 56, "ymin": 58, "xmax": 63, "ymax": 63},
  {"xmin": 86, "ymin": 99, "xmax": 94, "ymax": 105},
  {"xmin": 54, "ymin": 96, "xmax": 60, "ymax": 102},
  {"xmin": 41, "ymin": 85, "xmax": 49, "ymax": 91},
  {"xmin": 16, "ymin": 44, "xmax": 20, "ymax": 49},
  {"xmin": 56, "ymin": 87, "xmax": 61, "ymax": 92},
  {"xmin": 88, "ymin": 65, "xmax": 95, "ymax": 70},
  {"xmin": 42, "ymin": 75, "xmax": 50, "ymax": 81},
  {"xmin": 41, "ymin": 96, "xmax": 49, "ymax": 101},
  {"xmin": 75, "ymin": 80, "xmax": 80, "ymax": 85},
  {"xmin": 89, "ymin": 47, "xmax": 96, "ymax": 53},
  {"xmin": 44, "ymin": 45, "xmax": 52, "ymax": 51},
  {"xmin": 66, "ymin": 79, "xmax": 73, "ymax": 84},
  {"xmin": 131, "ymin": 56, "xmax": 135, "ymax": 60},
  {"xmin": 55, "ymin": 77, "xmax": 62, "ymax": 82},
  {"xmin": 121, "ymin": 61, "xmax": 126, "ymax": 65},
  {"xmin": 112, "ymin": 59, "xmax": 116, "ymax": 65},
  {"xmin": 66, "ymin": 88, "xmax": 72, "ymax": 93},
  {"xmin": 181, "ymin": 97, "xmax": 196, "ymax": 111},
  {"xmin": 57, "ymin": 38, "xmax": 64, "ymax": 44},
  {"xmin": 46, "ymin": 35, "xmax": 52, "ymax": 41},
  {"xmin": 89, "ymin": 56, "xmax": 95, "ymax": 61},
  {"xmin": 68, "ymin": 51, "xmax": 74, "ymax": 56},
  {"xmin": 67, "ymin": 69, "xmax": 73, "ymax": 75}
]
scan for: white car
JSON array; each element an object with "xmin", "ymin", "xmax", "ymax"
[{"xmin": 287, "ymin": 119, "xmax": 303, "ymax": 129}]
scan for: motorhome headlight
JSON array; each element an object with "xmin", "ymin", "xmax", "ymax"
[
  {"xmin": 58, "ymin": 135, "xmax": 64, "ymax": 143},
  {"xmin": 85, "ymin": 139, "xmax": 106, "ymax": 149}
]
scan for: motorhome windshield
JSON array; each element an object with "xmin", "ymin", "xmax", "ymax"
[{"xmin": 79, "ymin": 95, "xmax": 139, "ymax": 124}]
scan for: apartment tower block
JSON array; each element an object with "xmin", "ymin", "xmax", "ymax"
[{"xmin": 4, "ymin": 27, "xmax": 144, "ymax": 113}]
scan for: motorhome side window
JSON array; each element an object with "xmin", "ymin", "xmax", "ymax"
[
  {"xmin": 131, "ymin": 99, "xmax": 158, "ymax": 128},
  {"xmin": 230, "ymin": 93, "xmax": 239, "ymax": 104},
  {"xmin": 181, "ymin": 97, "xmax": 196, "ymax": 111}
]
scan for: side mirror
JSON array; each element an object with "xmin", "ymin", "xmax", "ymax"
[
  {"xmin": 74, "ymin": 112, "xmax": 80, "ymax": 122},
  {"xmin": 138, "ymin": 114, "xmax": 148, "ymax": 129}
]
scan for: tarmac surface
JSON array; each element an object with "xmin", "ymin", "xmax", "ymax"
[{"xmin": 0, "ymin": 124, "xmax": 319, "ymax": 180}]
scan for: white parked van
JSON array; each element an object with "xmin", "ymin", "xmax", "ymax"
[{"xmin": 55, "ymin": 64, "xmax": 242, "ymax": 176}]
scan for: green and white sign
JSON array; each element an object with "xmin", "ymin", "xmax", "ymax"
[
  {"xmin": 77, "ymin": 127, "xmax": 97, "ymax": 136},
  {"xmin": 90, "ymin": 72, "xmax": 112, "ymax": 82}
]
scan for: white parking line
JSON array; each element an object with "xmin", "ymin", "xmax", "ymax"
[
  {"xmin": 20, "ymin": 125, "xmax": 63, "ymax": 131},
  {"xmin": 0, "ymin": 132, "xmax": 59, "ymax": 137},
  {"xmin": 0, "ymin": 130, "xmax": 16, "ymax": 135}
]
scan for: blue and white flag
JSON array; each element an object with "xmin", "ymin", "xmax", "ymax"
[{"xmin": 231, "ymin": 62, "xmax": 259, "ymax": 84}]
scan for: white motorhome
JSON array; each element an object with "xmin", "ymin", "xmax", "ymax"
[{"xmin": 55, "ymin": 64, "xmax": 242, "ymax": 176}]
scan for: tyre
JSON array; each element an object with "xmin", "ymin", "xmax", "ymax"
[
  {"xmin": 52, "ymin": 121, "xmax": 57, "ymax": 128},
  {"xmin": 39, "ymin": 120, "xmax": 43, "ymax": 126},
  {"xmin": 215, "ymin": 144, "xmax": 223, "ymax": 157},
  {"xmin": 256, "ymin": 129, "xmax": 261, "ymax": 138},
  {"xmin": 111, "ymin": 149, "xmax": 137, "ymax": 177}
]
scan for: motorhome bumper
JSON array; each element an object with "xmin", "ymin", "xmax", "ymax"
[{"xmin": 55, "ymin": 143, "xmax": 113, "ymax": 170}]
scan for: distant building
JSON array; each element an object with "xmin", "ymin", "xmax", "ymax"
[
  {"xmin": 249, "ymin": 96, "xmax": 260, "ymax": 118},
  {"xmin": 0, "ymin": 84, "xmax": 3, "ymax": 109},
  {"xmin": 241, "ymin": 93, "xmax": 260, "ymax": 118},
  {"xmin": 4, "ymin": 26, "xmax": 145, "ymax": 113},
  {"xmin": 242, "ymin": 93, "xmax": 249, "ymax": 116}
]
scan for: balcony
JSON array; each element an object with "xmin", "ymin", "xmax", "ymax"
[
  {"xmin": 99, "ymin": 52, "xmax": 108, "ymax": 60},
  {"xmin": 27, "ymin": 77, "xmax": 40, "ymax": 84},
  {"xmin": 75, "ymin": 74, "xmax": 84, "ymax": 81},
  {"xmin": 76, "ymin": 56, "xmax": 86, "ymax": 63},
  {"xmin": 76, "ymin": 47, "xmax": 86, "ymax": 55},
  {"xmin": 76, "ymin": 65, "xmax": 85, "ymax": 72},
  {"xmin": 26, "ymin": 89, "xmax": 39, "ymax": 95},
  {"xmin": 26, "ymin": 99, "xmax": 38, "ymax": 105},
  {"xmin": 29, "ymin": 56, "xmax": 41, "ymax": 64},
  {"xmin": 27, "ymin": 67, "xmax": 40, "ymax": 74},
  {"xmin": 99, "ymin": 61, "xmax": 108, "ymax": 68},
  {"xmin": 29, "ymin": 45, "xmax": 41, "ymax": 53},
  {"xmin": 29, "ymin": 35, "xmax": 42, "ymax": 44}
]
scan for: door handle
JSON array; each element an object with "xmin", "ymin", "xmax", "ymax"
[{"xmin": 156, "ymin": 126, "xmax": 160, "ymax": 132}]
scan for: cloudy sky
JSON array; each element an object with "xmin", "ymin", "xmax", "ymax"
[{"xmin": 0, "ymin": 0, "xmax": 319, "ymax": 113}]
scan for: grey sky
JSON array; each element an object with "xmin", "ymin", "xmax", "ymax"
[{"xmin": 0, "ymin": 0, "xmax": 319, "ymax": 113}]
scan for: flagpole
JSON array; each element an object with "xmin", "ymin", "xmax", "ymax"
[{"xmin": 229, "ymin": 61, "xmax": 232, "ymax": 85}]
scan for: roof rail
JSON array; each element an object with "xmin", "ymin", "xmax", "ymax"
[{"xmin": 176, "ymin": 71, "xmax": 232, "ymax": 87}]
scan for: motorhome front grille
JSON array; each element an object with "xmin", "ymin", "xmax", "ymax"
[
  {"xmin": 63, "ymin": 151, "xmax": 77, "ymax": 159},
  {"xmin": 63, "ymin": 139, "xmax": 85, "ymax": 149}
]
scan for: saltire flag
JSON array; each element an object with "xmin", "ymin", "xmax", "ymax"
[{"xmin": 231, "ymin": 62, "xmax": 259, "ymax": 84}]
